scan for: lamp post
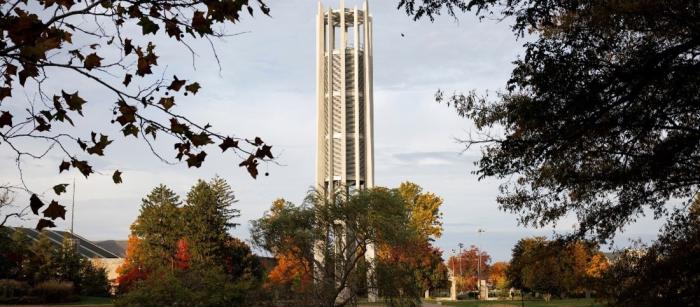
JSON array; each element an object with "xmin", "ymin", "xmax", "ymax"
[
  {"xmin": 477, "ymin": 228, "xmax": 485, "ymax": 297},
  {"xmin": 458, "ymin": 242, "xmax": 463, "ymax": 277}
]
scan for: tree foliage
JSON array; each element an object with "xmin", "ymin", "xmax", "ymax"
[
  {"xmin": 116, "ymin": 178, "xmax": 261, "ymax": 303},
  {"xmin": 397, "ymin": 182, "xmax": 443, "ymax": 239},
  {"xmin": 402, "ymin": 0, "xmax": 700, "ymax": 243},
  {"xmin": 0, "ymin": 0, "xmax": 275, "ymax": 230},
  {"xmin": 507, "ymin": 237, "xmax": 607, "ymax": 299},
  {"xmin": 251, "ymin": 187, "xmax": 416, "ymax": 306},
  {"xmin": 597, "ymin": 197, "xmax": 700, "ymax": 306},
  {"xmin": 446, "ymin": 245, "xmax": 491, "ymax": 292}
]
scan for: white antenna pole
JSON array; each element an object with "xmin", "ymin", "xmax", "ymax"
[{"xmin": 71, "ymin": 177, "xmax": 75, "ymax": 235}]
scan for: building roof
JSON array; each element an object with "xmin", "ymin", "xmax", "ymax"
[
  {"xmin": 11, "ymin": 227, "xmax": 121, "ymax": 259},
  {"xmin": 94, "ymin": 240, "xmax": 128, "ymax": 257}
]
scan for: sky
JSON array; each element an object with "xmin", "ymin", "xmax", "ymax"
[{"xmin": 1, "ymin": 0, "xmax": 663, "ymax": 261}]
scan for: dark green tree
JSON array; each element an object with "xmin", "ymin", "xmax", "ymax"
[
  {"xmin": 130, "ymin": 184, "xmax": 183, "ymax": 270},
  {"xmin": 183, "ymin": 178, "xmax": 237, "ymax": 264}
]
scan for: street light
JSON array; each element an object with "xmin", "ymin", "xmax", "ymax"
[
  {"xmin": 477, "ymin": 228, "xmax": 485, "ymax": 297},
  {"xmin": 458, "ymin": 243, "xmax": 463, "ymax": 277}
]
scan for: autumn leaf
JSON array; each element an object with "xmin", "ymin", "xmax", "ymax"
[
  {"xmin": 86, "ymin": 133, "xmax": 112, "ymax": 156},
  {"xmin": 71, "ymin": 159, "xmax": 93, "ymax": 178},
  {"xmin": 186, "ymin": 151, "xmax": 206, "ymax": 168},
  {"xmin": 30, "ymin": 194, "xmax": 45, "ymax": 215},
  {"xmin": 137, "ymin": 17, "xmax": 160, "ymax": 35},
  {"xmin": 124, "ymin": 39, "xmax": 134, "ymax": 55},
  {"xmin": 239, "ymin": 155, "xmax": 259, "ymax": 179},
  {"xmin": 159, "ymin": 96, "xmax": 175, "ymax": 110},
  {"xmin": 189, "ymin": 132, "xmax": 213, "ymax": 147},
  {"xmin": 219, "ymin": 137, "xmax": 238, "ymax": 152},
  {"xmin": 115, "ymin": 101, "xmax": 137, "ymax": 125},
  {"xmin": 0, "ymin": 87, "xmax": 11, "ymax": 100},
  {"xmin": 185, "ymin": 82, "xmax": 200, "ymax": 94},
  {"xmin": 167, "ymin": 76, "xmax": 186, "ymax": 91},
  {"xmin": 53, "ymin": 183, "xmax": 69, "ymax": 195},
  {"xmin": 62, "ymin": 90, "xmax": 86, "ymax": 115},
  {"xmin": 84, "ymin": 53, "xmax": 103, "ymax": 70},
  {"xmin": 191, "ymin": 11, "xmax": 212, "ymax": 35},
  {"xmin": 123, "ymin": 74, "xmax": 132, "ymax": 86},
  {"xmin": 0, "ymin": 111, "xmax": 12, "ymax": 128},
  {"xmin": 113, "ymin": 170, "xmax": 123, "ymax": 184},
  {"xmin": 59, "ymin": 161, "xmax": 70, "ymax": 173},
  {"xmin": 43, "ymin": 200, "xmax": 67, "ymax": 220},
  {"xmin": 255, "ymin": 144, "xmax": 274, "ymax": 159},
  {"xmin": 36, "ymin": 219, "xmax": 56, "ymax": 231}
]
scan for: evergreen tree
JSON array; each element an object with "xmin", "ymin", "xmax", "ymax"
[
  {"xmin": 130, "ymin": 184, "xmax": 183, "ymax": 269},
  {"xmin": 24, "ymin": 232, "xmax": 56, "ymax": 284},
  {"xmin": 52, "ymin": 235, "xmax": 82, "ymax": 289},
  {"xmin": 183, "ymin": 178, "xmax": 238, "ymax": 265}
]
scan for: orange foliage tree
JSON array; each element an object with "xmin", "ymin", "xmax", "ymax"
[
  {"xmin": 489, "ymin": 261, "xmax": 509, "ymax": 289},
  {"xmin": 265, "ymin": 252, "xmax": 311, "ymax": 291},
  {"xmin": 115, "ymin": 235, "xmax": 147, "ymax": 292},
  {"xmin": 174, "ymin": 238, "xmax": 191, "ymax": 270},
  {"xmin": 446, "ymin": 245, "xmax": 491, "ymax": 291}
]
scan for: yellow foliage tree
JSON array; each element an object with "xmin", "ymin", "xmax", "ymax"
[{"xmin": 398, "ymin": 182, "xmax": 444, "ymax": 239}]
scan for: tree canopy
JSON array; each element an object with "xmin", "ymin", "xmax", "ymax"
[
  {"xmin": 400, "ymin": 1, "xmax": 700, "ymax": 243},
  {"xmin": 0, "ymin": 0, "xmax": 275, "ymax": 231}
]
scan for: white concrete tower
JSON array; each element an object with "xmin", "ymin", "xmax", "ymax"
[
  {"xmin": 316, "ymin": 0, "xmax": 374, "ymax": 194},
  {"xmin": 315, "ymin": 0, "xmax": 377, "ymax": 302}
]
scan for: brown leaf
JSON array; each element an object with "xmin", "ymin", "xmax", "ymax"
[
  {"xmin": 84, "ymin": 53, "xmax": 103, "ymax": 70},
  {"xmin": 0, "ymin": 87, "xmax": 11, "ymax": 100},
  {"xmin": 219, "ymin": 137, "xmax": 238, "ymax": 152},
  {"xmin": 255, "ymin": 144, "xmax": 274, "ymax": 159},
  {"xmin": 124, "ymin": 39, "xmax": 134, "ymax": 55},
  {"xmin": 116, "ymin": 101, "xmax": 137, "ymax": 126},
  {"xmin": 185, "ymin": 82, "xmax": 200, "ymax": 94},
  {"xmin": 191, "ymin": 11, "xmax": 212, "ymax": 35},
  {"xmin": 159, "ymin": 96, "xmax": 175, "ymax": 110},
  {"xmin": 0, "ymin": 111, "xmax": 12, "ymax": 128},
  {"xmin": 56, "ymin": 0, "xmax": 74, "ymax": 9},
  {"xmin": 59, "ymin": 160, "xmax": 70, "ymax": 173},
  {"xmin": 137, "ymin": 17, "xmax": 159, "ymax": 35},
  {"xmin": 62, "ymin": 90, "xmax": 86, "ymax": 115},
  {"xmin": 239, "ymin": 155, "xmax": 259, "ymax": 179},
  {"xmin": 53, "ymin": 184, "xmax": 69, "ymax": 195},
  {"xmin": 43, "ymin": 200, "xmax": 66, "ymax": 220},
  {"xmin": 113, "ymin": 170, "xmax": 123, "ymax": 184},
  {"xmin": 123, "ymin": 74, "xmax": 132, "ymax": 86},
  {"xmin": 189, "ymin": 132, "xmax": 213, "ymax": 147},
  {"xmin": 71, "ymin": 159, "xmax": 93, "ymax": 178},
  {"xmin": 18, "ymin": 65, "xmax": 38, "ymax": 86},
  {"xmin": 36, "ymin": 218, "xmax": 56, "ymax": 231},
  {"xmin": 167, "ymin": 76, "xmax": 186, "ymax": 91},
  {"xmin": 186, "ymin": 151, "xmax": 207, "ymax": 168},
  {"xmin": 30, "ymin": 194, "xmax": 45, "ymax": 215}
]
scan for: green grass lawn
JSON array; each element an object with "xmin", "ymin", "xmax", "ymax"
[
  {"xmin": 428, "ymin": 298, "xmax": 604, "ymax": 307},
  {"xmin": 46, "ymin": 296, "xmax": 114, "ymax": 306}
]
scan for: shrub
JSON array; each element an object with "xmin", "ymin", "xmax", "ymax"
[
  {"xmin": 116, "ymin": 265, "xmax": 252, "ymax": 307},
  {"xmin": 31, "ymin": 280, "xmax": 77, "ymax": 303},
  {"xmin": 0, "ymin": 279, "xmax": 30, "ymax": 302},
  {"xmin": 80, "ymin": 260, "xmax": 110, "ymax": 297}
]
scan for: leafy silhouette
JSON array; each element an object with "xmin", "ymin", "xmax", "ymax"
[
  {"xmin": 52, "ymin": 184, "xmax": 69, "ymax": 195},
  {"xmin": 0, "ymin": 111, "xmax": 12, "ymax": 127},
  {"xmin": 0, "ymin": 0, "xmax": 274, "ymax": 231},
  {"xmin": 36, "ymin": 218, "xmax": 56, "ymax": 231},
  {"xmin": 113, "ymin": 170, "xmax": 123, "ymax": 184},
  {"xmin": 30, "ymin": 194, "xmax": 45, "ymax": 215},
  {"xmin": 43, "ymin": 200, "xmax": 66, "ymax": 220}
]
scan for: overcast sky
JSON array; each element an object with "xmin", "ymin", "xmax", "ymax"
[{"xmin": 1, "ymin": 0, "xmax": 662, "ymax": 261}]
